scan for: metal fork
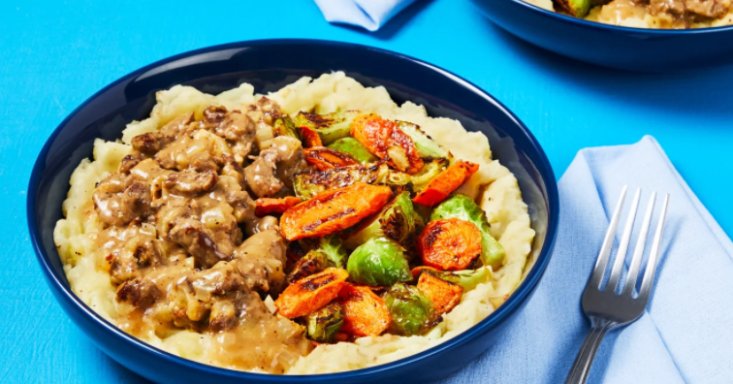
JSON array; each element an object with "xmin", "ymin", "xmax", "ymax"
[{"xmin": 564, "ymin": 186, "xmax": 670, "ymax": 384}]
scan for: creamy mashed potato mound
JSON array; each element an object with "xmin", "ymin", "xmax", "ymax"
[{"xmin": 54, "ymin": 72, "xmax": 535, "ymax": 374}]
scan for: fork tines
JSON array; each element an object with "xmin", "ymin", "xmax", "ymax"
[{"xmin": 588, "ymin": 186, "xmax": 669, "ymax": 301}]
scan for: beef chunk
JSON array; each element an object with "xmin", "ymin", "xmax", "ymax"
[
  {"xmin": 214, "ymin": 112, "xmax": 256, "ymax": 163},
  {"xmin": 686, "ymin": 0, "xmax": 729, "ymax": 17},
  {"xmin": 131, "ymin": 133, "xmax": 163, "ymax": 154},
  {"xmin": 164, "ymin": 168, "xmax": 218, "ymax": 196},
  {"xmin": 244, "ymin": 156, "xmax": 283, "ymax": 198},
  {"xmin": 256, "ymin": 97, "xmax": 284, "ymax": 125},
  {"xmin": 209, "ymin": 300, "xmax": 237, "ymax": 331},
  {"xmin": 130, "ymin": 112, "xmax": 194, "ymax": 154},
  {"xmin": 93, "ymin": 175, "xmax": 152, "ymax": 226},
  {"xmin": 202, "ymin": 106, "xmax": 228, "ymax": 128},
  {"xmin": 119, "ymin": 152, "xmax": 145, "ymax": 174},
  {"xmin": 169, "ymin": 218, "xmax": 230, "ymax": 268},
  {"xmin": 116, "ymin": 278, "xmax": 160, "ymax": 308}
]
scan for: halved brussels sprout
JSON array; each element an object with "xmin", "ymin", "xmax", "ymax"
[
  {"xmin": 292, "ymin": 158, "xmax": 449, "ymax": 201},
  {"xmin": 396, "ymin": 121, "xmax": 452, "ymax": 160},
  {"xmin": 293, "ymin": 110, "xmax": 361, "ymax": 145},
  {"xmin": 305, "ymin": 302, "xmax": 344, "ymax": 343},
  {"xmin": 293, "ymin": 163, "xmax": 384, "ymax": 200},
  {"xmin": 412, "ymin": 266, "xmax": 492, "ymax": 290},
  {"xmin": 347, "ymin": 238, "xmax": 411, "ymax": 286},
  {"xmin": 386, "ymin": 159, "xmax": 450, "ymax": 192},
  {"xmin": 328, "ymin": 137, "xmax": 378, "ymax": 164},
  {"xmin": 345, "ymin": 192, "xmax": 419, "ymax": 249},
  {"xmin": 384, "ymin": 283, "xmax": 436, "ymax": 335},
  {"xmin": 319, "ymin": 235, "xmax": 349, "ymax": 268},
  {"xmin": 288, "ymin": 250, "xmax": 329, "ymax": 283},
  {"xmin": 273, "ymin": 116, "xmax": 300, "ymax": 140},
  {"xmin": 556, "ymin": 0, "xmax": 591, "ymax": 17},
  {"xmin": 430, "ymin": 194, "xmax": 505, "ymax": 269}
]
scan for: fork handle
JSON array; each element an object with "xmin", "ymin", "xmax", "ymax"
[{"xmin": 564, "ymin": 318, "xmax": 616, "ymax": 384}]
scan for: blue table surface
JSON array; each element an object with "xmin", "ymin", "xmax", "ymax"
[{"xmin": 2, "ymin": 0, "xmax": 732, "ymax": 382}]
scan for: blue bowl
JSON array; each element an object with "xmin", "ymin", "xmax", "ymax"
[
  {"xmin": 27, "ymin": 39, "xmax": 559, "ymax": 384},
  {"xmin": 471, "ymin": 0, "xmax": 733, "ymax": 71}
]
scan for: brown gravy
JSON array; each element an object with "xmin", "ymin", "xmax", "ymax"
[{"xmin": 92, "ymin": 100, "xmax": 312, "ymax": 373}]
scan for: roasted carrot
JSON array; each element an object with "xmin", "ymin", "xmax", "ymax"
[
  {"xmin": 412, "ymin": 160, "xmax": 479, "ymax": 207},
  {"xmin": 280, "ymin": 182, "xmax": 393, "ymax": 241},
  {"xmin": 417, "ymin": 273, "xmax": 463, "ymax": 315},
  {"xmin": 350, "ymin": 114, "xmax": 424, "ymax": 174},
  {"xmin": 304, "ymin": 147, "xmax": 359, "ymax": 171},
  {"xmin": 337, "ymin": 283, "xmax": 391, "ymax": 337},
  {"xmin": 417, "ymin": 218, "xmax": 482, "ymax": 270},
  {"xmin": 255, "ymin": 196, "xmax": 302, "ymax": 216},
  {"xmin": 299, "ymin": 126, "xmax": 323, "ymax": 148},
  {"xmin": 333, "ymin": 331, "xmax": 351, "ymax": 342},
  {"xmin": 274, "ymin": 268, "xmax": 349, "ymax": 319}
]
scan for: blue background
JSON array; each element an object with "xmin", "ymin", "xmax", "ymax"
[{"xmin": 1, "ymin": 0, "xmax": 731, "ymax": 382}]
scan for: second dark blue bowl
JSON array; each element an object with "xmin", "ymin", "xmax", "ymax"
[
  {"xmin": 472, "ymin": 0, "xmax": 733, "ymax": 71},
  {"xmin": 28, "ymin": 39, "xmax": 558, "ymax": 383}
]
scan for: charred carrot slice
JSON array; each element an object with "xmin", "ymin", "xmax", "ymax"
[
  {"xmin": 299, "ymin": 126, "xmax": 323, "ymax": 148},
  {"xmin": 337, "ymin": 283, "xmax": 391, "ymax": 337},
  {"xmin": 255, "ymin": 196, "xmax": 302, "ymax": 217},
  {"xmin": 275, "ymin": 268, "xmax": 349, "ymax": 319},
  {"xmin": 304, "ymin": 147, "xmax": 359, "ymax": 171},
  {"xmin": 417, "ymin": 218, "xmax": 482, "ymax": 270},
  {"xmin": 350, "ymin": 114, "xmax": 424, "ymax": 174},
  {"xmin": 280, "ymin": 182, "xmax": 393, "ymax": 241},
  {"xmin": 417, "ymin": 273, "xmax": 463, "ymax": 315},
  {"xmin": 412, "ymin": 160, "xmax": 479, "ymax": 207}
]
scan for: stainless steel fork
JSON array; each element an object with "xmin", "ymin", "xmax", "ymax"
[{"xmin": 564, "ymin": 186, "xmax": 670, "ymax": 384}]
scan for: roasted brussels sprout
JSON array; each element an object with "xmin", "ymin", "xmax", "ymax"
[
  {"xmin": 345, "ymin": 192, "xmax": 419, "ymax": 249},
  {"xmin": 430, "ymin": 194, "xmax": 505, "ymax": 269},
  {"xmin": 384, "ymin": 159, "xmax": 450, "ymax": 192},
  {"xmin": 293, "ymin": 110, "xmax": 360, "ymax": 145},
  {"xmin": 556, "ymin": 0, "xmax": 591, "ymax": 17},
  {"xmin": 384, "ymin": 283, "xmax": 436, "ymax": 335},
  {"xmin": 328, "ymin": 137, "xmax": 378, "ymax": 163},
  {"xmin": 412, "ymin": 266, "xmax": 492, "ymax": 290},
  {"xmin": 293, "ymin": 163, "xmax": 384, "ymax": 200},
  {"xmin": 273, "ymin": 116, "xmax": 300, "ymax": 140},
  {"xmin": 395, "ymin": 121, "xmax": 451, "ymax": 160},
  {"xmin": 288, "ymin": 250, "xmax": 329, "ymax": 283},
  {"xmin": 305, "ymin": 302, "xmax": 344, "ymax": 343},
  {"xmin": 319, "ymin": 235, "xmax": 349, "ymax": 268},
  {"xmin": 292, "ymin": 158, "xmax": 449, "ymax": 201},
  {"xmin": 347, "ymin": 238, "xmax": 411, "ymax": 286}
]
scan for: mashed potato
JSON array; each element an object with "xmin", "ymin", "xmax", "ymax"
[{"xmin": 54, "ymin": 72, "xmax": 535, "ymax": 374}]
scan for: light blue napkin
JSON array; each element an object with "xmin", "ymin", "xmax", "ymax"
[
  {"xmin": 443, "ymin": 136, "xmax": 733, "ymax": 384},
  {"xmin": 313, "ymin": 0, "xmax": 420, "ymax": 31}
]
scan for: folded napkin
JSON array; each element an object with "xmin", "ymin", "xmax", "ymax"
[
  {"xmin": 313, "ymin": 0, "xmax": 420, "ymax": 31},
  {"xmin": 443, "ymin": 136, "xmax": 733, "ymax": 384}
]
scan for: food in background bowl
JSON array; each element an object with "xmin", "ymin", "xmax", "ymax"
[
  {"xmin": 53, "ymin": 72, "xmax": 535, "ymax": 374},
  {"xmin": 528, "ymin": 0, "xmax": 733, "ymax": 28}
]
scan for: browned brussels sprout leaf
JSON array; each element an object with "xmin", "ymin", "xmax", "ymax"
[
  {"xmin": 345, "ymin": 192, "xmax": 419, "ymax": 249},
  {"xmin": 384, "ymin": 283, "xmax": 437, "ymax": 336},
  {"xmin": 306, "ymin": 302, "xmax": 344, "ymax": 343},
  {"xmin": 273, "ymin": 116, "xmax": 300, "ymax": 140},
  {"xmin": 287, "ymin": 250, "xmax": 329, "ymax": 284}
]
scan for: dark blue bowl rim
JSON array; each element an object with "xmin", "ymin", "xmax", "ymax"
[
  {"xmin": 497, "ymin": 0, "xmax": 733, "ymax": 33},
  {"xmin": 27, "ymin": 38, "xmax": 559, "ymax": 381}
]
